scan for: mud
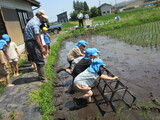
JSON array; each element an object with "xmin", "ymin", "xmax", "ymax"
[{"xmin": 54, "ymin": 35, "xmax": 160, "ymax": 120}]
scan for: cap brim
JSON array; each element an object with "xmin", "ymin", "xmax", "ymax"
[
  {"xmin": 42, "ymin": 15, "xmax": 48, "ymax": 19},
  {"xmin": 102, "ymin": 63, "xmax": 106, "ymax": 66},
  {"xmin": 6, "ymin": 39, "xmax": 10, "ymax": 42},
  {"xmin": 92, "ymin": 52, "xmax": 98, "ymax": 56},
  {"xmin": 97, "ymin": 50, "xmax": 100, "ymax": 53}
]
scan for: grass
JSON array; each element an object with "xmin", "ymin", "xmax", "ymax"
[
  {"xmin": 61, "ymin": 6, "xmax": 160, "ymax": 49},
  {"xmin": 100, "ymin": 21, "xmax": 160, "ymax": 49},
  {"xmin": 29, "ymin": 5, "xmax": 160, "ymax": 120}
]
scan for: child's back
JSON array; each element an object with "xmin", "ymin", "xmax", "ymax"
[{"xmin": 5, "ymin": 41, "xmax": 18, "ymax": 60}]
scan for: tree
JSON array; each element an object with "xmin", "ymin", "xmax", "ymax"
[
  {"xmin": 73, "ymin": 0, "xmax": 84, "ymax": 10},
  {"xmin": 84, "ymin": 1, "xmax": 89, "ymax": 11},
  {"xmin": 70, "ymin": 10, "xmax": 79, "ymax": 21},
  {"xmin": 90, "ymin": 6, "xmax": 99, "ymax": 17}
]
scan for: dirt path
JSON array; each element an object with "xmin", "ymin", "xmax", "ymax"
[
  {"xmin": 0, "ymin": 37, "xmax": 57, "ymax": 120},
  {"xmin": 54, "ymin": 35, "xmax": 160, "ymax": 120}
]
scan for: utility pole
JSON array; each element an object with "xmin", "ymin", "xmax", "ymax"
[
  {"xmin": 99, "ymin": 0, "xmax": 101, "ymax": 6},
  {"xmin": 115, "ymin": 0, "xmax": 117, "ymax": 9}
]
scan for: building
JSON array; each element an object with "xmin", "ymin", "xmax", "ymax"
[
  {"xmin": 57, "ymin": 11, "xmax": 68, "ymax": 23},
  {"xmin": 0, "ymin": 0, "xmax": 40, "ymax": 49},
  {"xmin": 98, "ymin": 3, "xmax": 112, "ymax": 16}
]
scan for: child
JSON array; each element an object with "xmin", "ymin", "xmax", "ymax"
[
  {"xmin": 67, "ymin": 40, "xmax": 87, "ymax": 68},
  {"xmin": 56, "ymin": 40, "xmax": 88, "ymax": 74},
  {"xmin": 42, "ymin": 27, "xmax": 51, "ymax": 56},
  {"xmin": 72, "ymin": 48, "xmax": 100, "ymax": 79},
  {"xmin": 39, "ymin": 30, "xmax": 47, "ymax": 58},
  {"xmin": 2, "ymin": 34, "xmax": 20, "ymax": 77},
  {"xmin": 0, "ymin": 40, "xmax": 14, "ymax": 87},
  {"xmin": 67, "ymin": 48, "xmax": 100, "ymax": 94},
  {"xmin": 74, "ymin": 58, "xmax": 118, "ymax": 103}
]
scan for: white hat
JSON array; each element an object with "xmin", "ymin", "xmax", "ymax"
[{"xmin": 37, "ymin": 10, "xmax": 48, "ymax": 19}]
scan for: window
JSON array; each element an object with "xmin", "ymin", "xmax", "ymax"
[
  {"xmin": 17, "ymin": 10, "xmax": 28, "ymax": 32},
  {"xmin": 0, "ymin": 10, "xmax": 7, "ymax": 37}
]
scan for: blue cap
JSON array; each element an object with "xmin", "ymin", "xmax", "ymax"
[
  {"xmin": 84, "ymin": 48, "xmax": 99, "ymax": 59},
  {"xmin": 87, "ymin": 58, "xmax": 106, "ymax": 73},
  {"xmin": 84, "ymin": 48, "xmax": 93, "ymax": 59},
  {"xmin": 2, "ymin": 34, "xmax": 10, "ymax": 42},
  {"xmin": 92, "ymin": 48, "xmax": 100, "ymax": 53},
  {"xmin": 76, "ymin": 40, "xmax": 88, "ymax": 48},
  {"xmin": 0, "ymin": 40, "xmax": 7, "ymax": 50},
  {"xmin": 92, "ymin": 58, "xmax": 106, "ymax": 66}
]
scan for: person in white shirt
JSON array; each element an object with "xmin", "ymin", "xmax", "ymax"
[
  {"xmin": 2, "ymin": 34, "xmax": 20, "ymax": 77},
  {"xmin": 84, "ymin": 13, "xmax": 89, "ymax": 20},
  {"xmin": 77, "ymin": 11, "xmax": 84, "ymax": 27}
]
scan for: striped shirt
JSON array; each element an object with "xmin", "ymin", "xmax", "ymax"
[
  {"xmin": 74, "ymin": 69, "xmax": 99, "ymax": 87},
  {"xmin": 24, "ymin": 16, "xmax": 41, "ymax": 41}
]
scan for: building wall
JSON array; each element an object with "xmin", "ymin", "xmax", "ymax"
[
  {"xmin": 0, "ymin": 0, "xmax": 34, "ymax": 46},
  {"xmin": 100, "ymin": 5, "xmax": 111, "ymax": 15},
  {"xmin": 0, "ymin": 0, "xmax": 32, "ymax": 12}
]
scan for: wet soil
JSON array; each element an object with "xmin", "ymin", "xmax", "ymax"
[{"xmin": 54, "ymin": 35, "xmax": 160, "ymax": 120}]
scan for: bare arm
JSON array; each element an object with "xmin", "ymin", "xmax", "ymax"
[
  {"xmin": 15, "ymin": 48, "xmax": 20, "ymax": 58},
  {"xmin": 100, "ymin": 74, "xmax": 118, "ymax": 80}
]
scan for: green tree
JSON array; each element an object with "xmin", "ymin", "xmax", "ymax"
[
  {"xmin": 70, "ymin": 10, "xmax": 79, "ymax": 21},
  {"xmin": 90, "ymin": 6, "xmax": 99, "ymax": 17},
  {"xmin": 84, "ymin": 1, "xmax": 89, "ymax": 11},
  {"xmin": 73, "ymin": 0, "xmax": 84, "ymax": 10}
]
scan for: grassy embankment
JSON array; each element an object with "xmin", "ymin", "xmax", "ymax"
[
  {"xmin": 29, "ymin": 5, "xmax": 160, "ymax": 120},
  {"xmin": 63, "ymin": 6, "xmax": 160, "ymax": 49}
]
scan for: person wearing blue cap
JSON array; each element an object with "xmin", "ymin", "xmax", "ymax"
[
  {"xmin": 74, "ymin": 58, "xmax": 118, "ymax": 103},
  {"xmin": 66, "ymin": 40, "xmax": 88, "ymax": 68},
  {"xmin": 72, "ymin": 48, "xmax": 100, "ymax": 79},
  {"xmin": 66, "ymin": 48, "xmax": 100, "ymax": 94},
  {"xmin": 2, "ymin": 34, "xmax": 20, "ymax": 77},
  {"xmin": 0, "ymin": 40, "xmax": 14, "ymax": 87}
]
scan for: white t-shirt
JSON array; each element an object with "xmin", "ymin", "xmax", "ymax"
[
  {"xmin": 5, "ymin": 42, "xmax": 18, "ymax": 59},
  {"xmin": 77, "ymin": 13, "xmax": 83, "ymax": 19},
  {"xmin": 40, "ymin": 34, "xmax": 46, "ymax": 46}
]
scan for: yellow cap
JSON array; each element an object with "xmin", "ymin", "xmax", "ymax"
[{"xmin": 42, "ymin": 27, "xmax": 48, "ymax": 31}]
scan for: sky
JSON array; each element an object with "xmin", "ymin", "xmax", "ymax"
[{"xmin": 34, "ymin": 0, "xmax": 128, "ymax": 22}]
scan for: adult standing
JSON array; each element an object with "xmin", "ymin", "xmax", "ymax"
[
  {"xmin": 24, "ymin": 10, "xmax": 48, "ymax": 81},
  {"xmin": 77, "ymin": 11, "xmax": 84, "ymax": 27}
]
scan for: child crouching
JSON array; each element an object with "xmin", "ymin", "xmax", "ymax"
[{"xmin": 74, "ymin": 58, "xmax": 118, "ymax": 103}]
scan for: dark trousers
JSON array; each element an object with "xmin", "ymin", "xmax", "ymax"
[
  {"xmin": 25, "ymin": 40, "xmax": 45, "ymax": 66},
  {"xmin": 79, "ymin": 19, "xmax": 84, "ymax": 27},
  {"xmin": 25, "ymin": 40, "xmax": 45, "ymax": 80}
]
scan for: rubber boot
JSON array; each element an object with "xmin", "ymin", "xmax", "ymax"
[{"xmin": 37, "ymin": 65, "xmax": 46, "ymax": 82}]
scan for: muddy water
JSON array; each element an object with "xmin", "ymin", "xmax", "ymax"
[{"xmin": 54, "ymin": 35, "xmax": 160, "ymax": 119}]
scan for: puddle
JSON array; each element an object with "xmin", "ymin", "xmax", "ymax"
[{"xmin": 54, "ymin": 35, "xmax": 160, "ymax": 119}]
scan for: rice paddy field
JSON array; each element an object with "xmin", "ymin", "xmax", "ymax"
[
  {"xmin": 62, "ymin": 6, "xmax": 160, "ymax": 49},
  {"xmin": 105, "ymin": 21, "xmax": 160, "ymax": 49}
]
